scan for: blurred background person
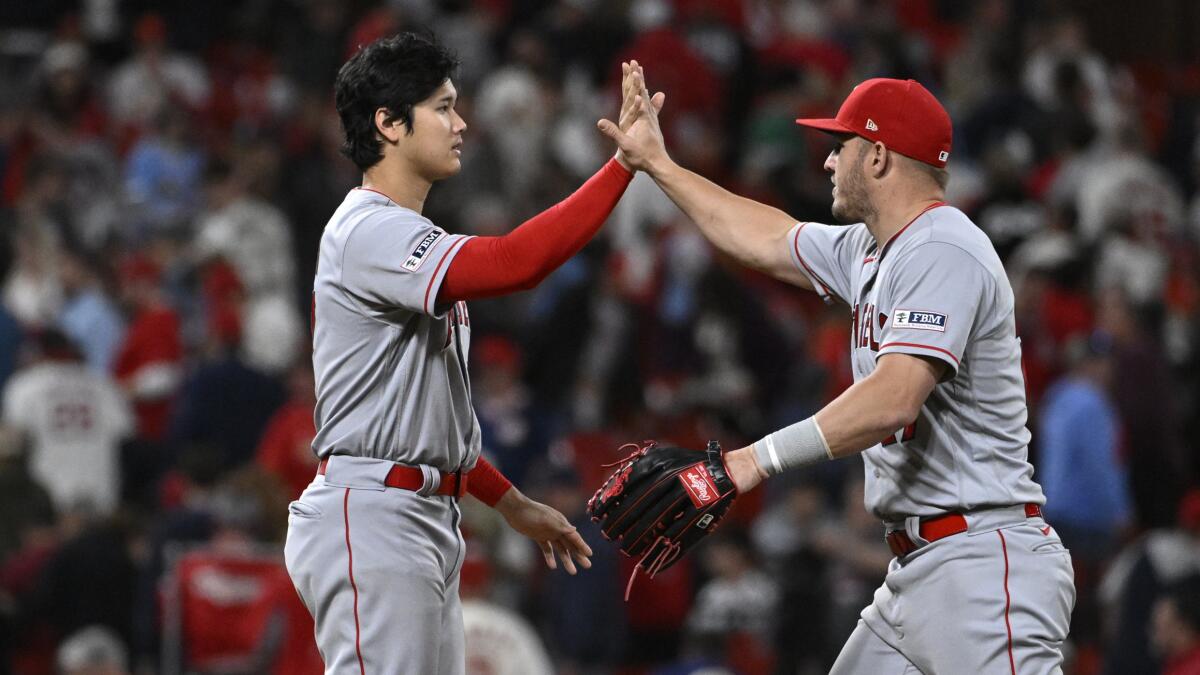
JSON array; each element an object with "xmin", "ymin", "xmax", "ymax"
[
  {"xmin": 55, "ymin": 625, "xmax": 130, "ymax": 675},
  {"xmin": 1, "ymin": 329, "xmax": 132, "ymax": 517},
  {"xmin": 1151, "ymin": 575, "xmax": 1200, "ymax": 675}
]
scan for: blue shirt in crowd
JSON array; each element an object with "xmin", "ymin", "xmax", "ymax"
[
  {"xmin": 1038, "ymin": 376, "xmax": 1133, "ymax": 531},
  {"xmin": 59, "ymin": 289, "xmax": 125, "ymax": 374}
]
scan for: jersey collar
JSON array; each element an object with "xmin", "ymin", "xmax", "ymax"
[
  {"xmin": 876, "ymin": 201, "xmax": 947, "ymax": 262},
  {"xmin": 351, "ymin": 186, "xmax": 397, "ymax": 207}
]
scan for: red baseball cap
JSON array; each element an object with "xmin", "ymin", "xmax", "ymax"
[{"xmin": 795, "ymin": 78, "xmax": 952, "ymax": 168}]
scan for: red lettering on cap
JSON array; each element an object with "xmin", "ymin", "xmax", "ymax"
[{"xmin": 679, "ymin": 465, "xmax": 719, "ymax": 508}]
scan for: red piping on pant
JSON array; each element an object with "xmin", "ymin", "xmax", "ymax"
[
  {"xmin": 999, "ymin": 530, "xmax": 1015, "ymax": 675},
  {"xmin": 344, "ymin": 489, "xmax": 367, "ymax": 675}
]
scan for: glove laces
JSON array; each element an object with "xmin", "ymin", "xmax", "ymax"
[{"xmin": 601, "ymin": 440, "xmax": 657, "ymax": 469}]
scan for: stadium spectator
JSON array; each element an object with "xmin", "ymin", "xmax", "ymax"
[
  {"xmin": 1151, "ymin": 575, "xmax": 1200, "ymax": 675},
  {"xmin": 685, "ymin": 530, "xmax": 778, "ymax": 673},
  {"xmin": 254, "ymin": 361, "xmax": 318, "ymax": 499},
  {"xmin": 107, "ymin": 13, "xmax": 210, "ymax": 134},
  {"xmin": 1101, "ymin": 490, "xmax": 1200, "ymax": 675},
  {"xmin": 1038, "ymin": 331, "xmax": 1133, "ymax": 561},
  {"xmin": 1, "ymin": 329, "xmax": 132, "ymax": 516},
  {"xmin": 56, "ymin": 625, "xmax": 130, "ymax": 675},
  {"xmin": 57, "ymin": 246, "xmax": 125, "ymax": 374},
  {"xmin": 169, "ymin": 297, "xmax": 285, "ymax": 473}
]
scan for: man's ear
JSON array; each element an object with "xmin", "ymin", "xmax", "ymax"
[
  {"xmin": 869, "ymin": 141, "xmax": 890, "ymax": 178},
  {"xmin": 375, "ymin": 108, "xmax": 406, "ymax": 143}
]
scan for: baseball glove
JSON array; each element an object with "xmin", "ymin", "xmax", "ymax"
[{"xmin": 587, "ymin": 440, "xmax": 738, "ymax": 598}]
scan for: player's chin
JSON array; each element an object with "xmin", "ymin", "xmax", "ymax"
[
  {"xmin": 436, "ymin": 158, "xmax": 463, "ymax": 180},
  {"xmin": 830, "ymin": 200, "xmax": 858, "ymax": 225}
]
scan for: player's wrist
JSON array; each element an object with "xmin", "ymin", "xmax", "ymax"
[
  {"xmin": 493, "ymin": 485, "xmax": 526, "ymax": 518},
  {"xmin": 725, "ymin": 446, "xmax": 767, "ymax": 493},
  {"xmin": 645, "ymin": 152, "xmax": 678, "ymax": 181},
  {"xmin": 614, "ymin": 151, "xmax": 634, "ymax": 173}
]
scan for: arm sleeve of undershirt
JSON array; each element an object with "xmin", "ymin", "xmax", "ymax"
[
  {"xmin": 438, "ymin": 159, "xmax": 633, "ymax": 305},
  {"xmin": 787, "ymin": 222, "xmax": 864, "ymax": 304},
  {"xmin": 467, "ymin": 456, "xmax": 513, "ymax": 507},
  {"xmin": 876, "ymin": 242, "xmax": 989, "ymax": 380}
]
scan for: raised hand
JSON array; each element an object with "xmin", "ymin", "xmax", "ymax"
[{"xmin": 601, "ymin": 60, "xmax": 668, "ymax": 173}]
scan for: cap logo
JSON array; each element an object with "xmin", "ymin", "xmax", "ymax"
[
  {"xmin": 865, "ymin": 118, "xmax": 879, "ymax": 132},
  {"xmin": 938, "ymin": 151, "xmax": 949, "ymax": 162}
]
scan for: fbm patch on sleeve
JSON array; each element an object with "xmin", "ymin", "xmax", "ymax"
[
  {"xmin": 402, "ymin": 230, "xmax": 444, "ymax": 271},
  {"xmin": 892, "ymin": 309, "xmax": 947, "ymax": 332}
]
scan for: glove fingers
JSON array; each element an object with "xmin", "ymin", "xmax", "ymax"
[
  {"xmin": 652, "ymin": 495, "xmax": 735, "ymax": 565},
  {"xmin": 602, "ymin": 470, "xmax": 685, "ymax": 541},
  {"xmin": 589, "ymin": 456, "xmax": 673, "ymax": 522},
  {"xmin": 623, "ymin": 492, "xmax": 690, "ymax": 558}
]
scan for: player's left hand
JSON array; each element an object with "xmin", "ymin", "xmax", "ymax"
[
  {"xmin": 495, "ymin": 488, "xmax": 593, "ymax": 575},
  {"xmin": 606, "ymin": 60, "xmax": 666, "ymax": 171}
]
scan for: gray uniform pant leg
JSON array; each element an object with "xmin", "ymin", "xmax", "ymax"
[
  {"xmin": 833, "ymin": 513, "xmax": 1075, "ymax": 675},
  {"xmin": 831, "ymin": 620, "xmax": 923, "ymax": 674},
  {"xmin": 285, "ymin": 475, "xmax": 466, "ymax": 675}
]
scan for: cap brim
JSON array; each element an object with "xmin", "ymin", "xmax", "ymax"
[{"xmin": 794, "ymin": 118, "xmax": 853, "ymax": 135}]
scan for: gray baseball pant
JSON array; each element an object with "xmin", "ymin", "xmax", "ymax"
[
  {"xmin": 830, "ymin": 505, "xmax": 1075, "ymax": 674},
  {"xmin": 285, "ymin": 456, "xmax": 466, "ymax": 675}
]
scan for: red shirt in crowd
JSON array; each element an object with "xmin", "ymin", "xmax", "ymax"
[
  {"xmin": 113, "ymin": 305, "xmax": 183, "ymax": 442},
  {"xmin": 255, "ymin": 402, "xmax": 318, "ymax": 499}
]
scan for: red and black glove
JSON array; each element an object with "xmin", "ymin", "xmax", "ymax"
[{"xmin": 587, "ymin": 440, "xmax": 738, "ymax": 597}]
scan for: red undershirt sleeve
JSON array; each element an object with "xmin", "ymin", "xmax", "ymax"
[
  {"xmin": 438, "ymin": 158, "xmax": 633, "ymax": 305},
  {"xmin": 466, "ymin": 456, "xmax": 513, "ymax": 507}
]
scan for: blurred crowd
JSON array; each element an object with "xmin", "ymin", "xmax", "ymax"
[{"xmin": 1, "ymin": 0, "xmax": 1199, "ymax": 674}]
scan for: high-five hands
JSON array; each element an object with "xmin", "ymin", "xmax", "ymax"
[{"xmin": 602, "ymin": 60, "xmax": 668, "ymax": 172}]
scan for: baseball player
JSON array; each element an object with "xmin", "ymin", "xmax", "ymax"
[
  {"xmin": 601, "ymin": 68, "xmax": 1076, "ymax": 673},
  {"xmin": 284, "ymin": 34, "xmax": 651, "ymax": 674}
]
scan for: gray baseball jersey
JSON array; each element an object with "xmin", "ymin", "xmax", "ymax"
[
  {"xmin": 311, "ymin": 187, "xmax": 480, "ymax": 472},
  {"xmin": 289, "ymin": 187, "xmax": 479, "ymax": 675},
  {"xmin": 792, "ymin": 204, "xmax": 1073, "ymax": 674},
  {"xmin": 788, "ymin": 203, "xmax": 1046, "ymax": 520}
]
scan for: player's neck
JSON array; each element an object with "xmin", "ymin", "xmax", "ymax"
[
  {"xmin": 361, "ymin": 162, "xmax": 433, "ymax": 213},
  {"xmin": 865, "ymin": 190, "xmax": 945, "ymax": 248}
]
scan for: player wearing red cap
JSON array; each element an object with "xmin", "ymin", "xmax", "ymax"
[{"xmin": 600, "ymin": 67, "xmax": 1074, "ymax": 673}]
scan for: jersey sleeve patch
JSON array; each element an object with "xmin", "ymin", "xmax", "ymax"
[
  {"xmin": 891, "ymin": 309, "xmax": 947, "ymax": 332},
  {"xmin": 402, "ymin": 230, "xmax": 445, "ymax": 271}
]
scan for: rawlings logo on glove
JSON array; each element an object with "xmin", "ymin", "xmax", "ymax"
[
  {"xmin": 586, "ymin": 440, "xmax": 738, "ymax": 599},
  {"xmin": 680, "ymin": 465, "xmax": 718, "ymax": 507}
]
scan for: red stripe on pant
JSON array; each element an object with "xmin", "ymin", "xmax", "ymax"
[
  {"xmin": 344, "ymin": 489, "xmax": 367, "ymax": 675},
  {"xmin": 999, "ymin": 530, "xmax": 1015, "ymax": 675}
]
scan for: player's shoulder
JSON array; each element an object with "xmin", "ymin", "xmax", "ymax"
[
  {"xmin": 324, "ymin": 189, "xmax": 444, "ymax": 252},
  {"xmin": 892, "ymin": 204, "xmax": 1002, "ymax": 270},
  {"xmin": 798, "ymin": 220, "xmax": 873, "ymax": 252}
]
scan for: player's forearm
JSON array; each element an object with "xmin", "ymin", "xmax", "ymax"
[
  {"xmin": 729, "ymin": 355, "xmax": 939, "ymax": 492},
  {"xmin": 729, "ymin": 379, "xmax": 912, "ymax": 491},
  {"xmin": 439, "ymin": 159, "xmax": 632, "ymax": 303},
  {"xmin": 814, "ymin": 375, "xmax": 922, "ymax": 458},
  {"xmin": 647, "ymin": 157, "xmax": 795, "ymax": 273}
]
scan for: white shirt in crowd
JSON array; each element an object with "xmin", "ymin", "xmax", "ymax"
[{"xmin": 2, "ymin": 361, "xmax": 133, "ymax": 515}]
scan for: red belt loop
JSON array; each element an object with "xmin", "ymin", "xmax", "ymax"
[
  {"xmin": 317, "ymin": 458, "xmax": 463, "ymax": 499},
  {"xmin": 453, "ymin": 468, "xmax": 466, "ymax": 499},
  {"xmin": 884, "ymin": 503, "xmax": 1043, "ymax": 557}
]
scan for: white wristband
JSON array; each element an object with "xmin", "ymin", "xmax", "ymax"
[{"xmin": 752, "ymin": 416, "xmax": 832, "ymax": 475}]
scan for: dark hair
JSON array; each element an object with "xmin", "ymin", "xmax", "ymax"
[{"xmin": 334, "ymin": 32, "xmax": 459, "ymax": 171}]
